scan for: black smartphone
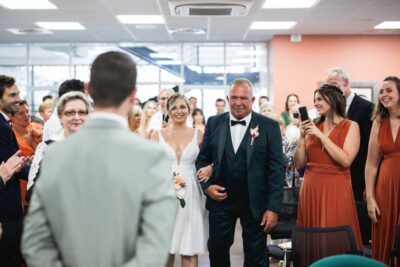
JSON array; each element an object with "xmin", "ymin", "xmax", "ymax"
[
  {"xmin": 298, "ymin": 106, "xmax": 309, "ymax": 121},
  {"xmin": 162, "ymin": 114, "xmax": 170, "ymax": 123},
  {"xmin": 293, "ymin": 112, "xmax": 300, "ymax": 119}
]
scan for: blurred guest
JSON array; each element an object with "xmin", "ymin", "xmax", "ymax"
[
  {"xmin": 294, "ymin": 84, "xmax": 363, "ymax": 251},
  {"xmin": 43, "ymin": 79, "xmax": 85, "ymax": 141},
  {"xmin": 31, "ymin": 115, "xmax": 44, "ymax": 127},
  {"xmin": 127, "ymin": 105, "xmax": 143, "ymax": 135},
  {"xmin": 326, "ymin": 67, "xmax": 373, "ymax": 201},
  {"xmin": 192, "ymin": 108, "xmax": 206, "ymax": 133},
  {"xmin": 26, "ymin": 91, "xmax": 90, "ymax": 201},
  {"xmin": 365, "ymin": 76, "xmax": 400, "ymax": 265},
  {"xmin": 42, "ymin": 95, "xmax": 53, "ymax": 102},
  {"xmin": 139, "ymin": 100, "xmax": 157, "ymax": 137},
  {"xmin": 259, "ymin": 102, "xmax": 273, "ymax": 116},
  {"xmin": 285, "ymin": 105, "xmax": 301, "ymax": 143},
  {"xmin": 0, "ymin": 75, "xmax": 29, "ymax": 267},
  {"xmin": 258, "ymin": 95, "xmax": 269, "ymax": 108},
  {"xmin": 148, "ymin": 88, "xmax": 174, "ymax": 132},
  {"xmin": 38, "ymin": 99, "xmax": 53, "ymax": 122},
  {"xmin": 215, "ymin": 98, "xmax": 226, "ymax": 115},
  {"xmin": 10, "ymin": 100, "xmax": 42, "ymax": 209},
  {"xmin": 134, "ymin": 98, "xmax": 141, "ymax": 107},
  {"xmin": 281, "ymin": 94, "xmax": 300, "ymax": 126},
  {"xmin": 188, "ymin": 96, "xmax": 197, "ymax": 109}
]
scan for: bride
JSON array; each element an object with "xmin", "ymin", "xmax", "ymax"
[{"xmin": 151, "ymin": 93, "xmax": 211, "ymax": 267}]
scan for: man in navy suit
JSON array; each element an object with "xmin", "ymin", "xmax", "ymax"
[
  {"xmin": 196, "ymin": 78, "xmax": 284, "ymax": 267},
  {"xmin": 0, "ymin": 75, "xmax": 29, "ymax": 267},
  {"xmin": 326, "ymin": 67, "xmax": 374, "ymax": 201}
]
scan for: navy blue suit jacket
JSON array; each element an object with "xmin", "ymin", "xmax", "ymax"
[
  {"xmin": 196, "ymin": 112, "xmax": 284, "ymax": 220},
  {"xmin": 0, "ymin": 113, "xmax": 29, "ymax": 222}
]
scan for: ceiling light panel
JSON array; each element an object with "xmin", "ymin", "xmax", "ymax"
[
  {"xmin": 374, "ymin": 21, "xmax": 400, "ymax": 29},
  {"xmin": 36, "ymin": 22, "xmax": 85, "ymax": 30},
  {"xmin": 0, "ymin": 0, "xmax": 57, "ymax": 9},
  {"xmin": 263, "ymin": 0, "xmax": 319, "ymax": 9},
  {"xmin": 250, "ymin": 21, "xmax": 297, "ymax": 30},
  {"xmin": 116, "ymin": 15, "xmax": 164, "ymax": 24}
]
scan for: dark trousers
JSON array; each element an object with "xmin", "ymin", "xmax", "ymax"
[
  {"xmin": 0, "ymin": 220, "xmax": 23, "ymax": 267},
  {"xmin": 208, "ymin": 205, "xmax": 268, "ymax": 267}
]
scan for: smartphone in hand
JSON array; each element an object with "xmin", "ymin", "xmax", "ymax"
[{"xmin": 298, "ymin": 106, "xmax": 309, "ymax": 122}]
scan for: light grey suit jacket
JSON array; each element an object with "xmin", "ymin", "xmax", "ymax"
[{"xmin": 22, "ymin": 117, "xmax": 177, "ymax": 267}]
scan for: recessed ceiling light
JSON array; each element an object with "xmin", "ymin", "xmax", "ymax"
[
  {"xmin": 0, "ymin": 0, "xmax": 56, "ymax": 9},
  {"xmin": 116, "ymin": 15, "xmax": 164, "ymax": 24},
  {"xmin": 250, "ymin": 21, "xmax": 296, "ymax": 30},
  {"xmin": 374, "ymin": 21, "xmax": 400, "ymax": 29},
  {"xmin": 135, "ymin": 25, "xmax": 157, "ymax": 29},
  {"xmin": 7, "ymin": 28, "xmax": 52, "ymax": 35},
  {"xmin": 36, "ymin": 22, "xmax": 85, "ymax": 30},
  {"xmin": 169, "ymin": 28, "xmax": 206, "ymax": 35},
  {"xmin": 263, "ymin": 0, "xmax": 319, "ymax": 9}
]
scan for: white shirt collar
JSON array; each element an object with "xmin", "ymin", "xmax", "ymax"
[
  {"xmin": 90, "ymin": 112, "xmax": 128, "ymax": 129},
  {"xmin": 0, "ymin": 111, "xmax": 10, "ymax": 121},
  {"xmin": 229, "ymin": 112, "xmax": 252, "ymax": 126},
  {"xmin": 346, "ymin": 91, "xmax": 355, "ymax": 112}
]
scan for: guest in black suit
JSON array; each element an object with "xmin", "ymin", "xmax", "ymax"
[
  {"xmin": 196, "ymin": 78, "xmax": 284, "ymax": 267},
  {"xmin": 326, "ymin": 67, "xmax": 374, "ymax": 201},
  {"xmin": 0, "ymin": 75, "xmax": 29, "ymax": 267}
]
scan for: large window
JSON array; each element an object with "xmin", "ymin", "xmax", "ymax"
[{"xmin": 0, "ymin": 42, "xmax": 268, "ymax": 118}]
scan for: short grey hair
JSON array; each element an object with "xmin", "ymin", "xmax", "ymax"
[
  {"xmin": 230, "ymin": 78, "xmax": 254, "ymax": 96},
  {"xmin": 57, "ymin": 91, "xmax": 90, "ymax": 115},
  {"xmin": 260, "ymin": 101, "xmax": 273, "ymax": 111},
  {"xmin": 158, "ymin": 88, "xmax": 175, "ymax": 98},
  {"xmin": 327, "ymin": 67, "xmax": 349, "ymax": 81}
]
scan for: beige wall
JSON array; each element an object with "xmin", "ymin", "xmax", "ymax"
[{"xmin": 270, "ymin": 35, "xmax": 400, "ymax": 113}]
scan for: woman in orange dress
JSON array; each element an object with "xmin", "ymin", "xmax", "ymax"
[
  {"xmin": 10, "ymin": 100, "xmax": 42, "ymax": 208},
  {"xmin": 294, "ymin": 84, "xmax": 363, "ymax": 251},
  {"xmin": 365, "ymin": 76, "xmax": 400, "ymax": 266}
]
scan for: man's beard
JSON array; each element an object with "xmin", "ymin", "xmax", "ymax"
[{"xmin": 2, "ymin": 102, "xmax": 19, "ymax": 114}]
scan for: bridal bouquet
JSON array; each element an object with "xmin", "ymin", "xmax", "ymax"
[{"xmin": 173, "ymin": 172, "xmax": 186, "ymax": 208}]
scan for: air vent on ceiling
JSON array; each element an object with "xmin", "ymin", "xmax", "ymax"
[
  {"xmin": 7, "ymin": 28, "xmax": 52, "ymax": 35},
  {"xmin": 169, "ymin": 1, "xmax": 253, "ymax": 16}
]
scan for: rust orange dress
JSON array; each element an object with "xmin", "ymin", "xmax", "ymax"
[
  {"xmin": 372, "ymin": 117, "xmax": 400, "ymax": 266},
  {"xmin": 297, "ymin": 119, "xmax": 363, "ymax": 251},
  {"xmin": 13, "ymin": 124, "xmax": 42, "ymax": 207}
]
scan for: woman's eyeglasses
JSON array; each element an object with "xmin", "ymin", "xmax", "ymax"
[{"xmin": 63, "ymin": 110, "xmax": 88, "ymax": 117}]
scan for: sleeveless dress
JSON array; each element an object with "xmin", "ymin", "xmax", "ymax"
[
  {"xmin": 372, "ymin": 117, "xmax": 400, "ymax": 266},
  {"xmin": 297, "ymin": 119, "xmax": 363, "ymax": 251},
  {"xmin": 158, "ymin": 129, "xmax": 208, "ymax": 255}
]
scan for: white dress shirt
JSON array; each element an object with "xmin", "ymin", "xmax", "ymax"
[
  {"xmin": 147, "ymin": 111, "xmax": 163, "ymax": 132},
  {"xmin": 43, "ymin": 110, "xmax": 62, "ymax": 141},
  {"xmin": 229, "ymin": 112, "xmax": 252, "ymax": 153}
]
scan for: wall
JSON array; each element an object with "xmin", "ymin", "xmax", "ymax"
[{"xmin": 270, "ymin": 35, "xmax": 400, "ymax": 112}]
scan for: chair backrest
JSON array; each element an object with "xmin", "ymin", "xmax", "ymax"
[
  {"xmin": 391, "ymin": 224, "xmax": 400, "ymax": 267},
  {"xmin": 310, "ymin": 254, "xmax": 387, "ymax": 267},
  {"xmin": 291, "ymin": 225, "xmax": 359, "ymax": 267},
  {"xmin": 279, "ymin": 187, "xmax": 299, "ymax": 222}
]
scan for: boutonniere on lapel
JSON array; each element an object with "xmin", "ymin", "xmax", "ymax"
[{"xmin": 249, "ymin": 125, "xmax": 259, "ymax": 146}]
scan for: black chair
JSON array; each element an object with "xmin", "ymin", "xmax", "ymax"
[
  {"xmin": 390, "ymin": 224, "xmax": 400, "ymax": 267},
  {"xmin": 291, "ymin": 225, "xmax": 360, "ymax": 267},
  {"xmin": 266, "ymin": 187, "xmax": 299, "ymax": 265}
]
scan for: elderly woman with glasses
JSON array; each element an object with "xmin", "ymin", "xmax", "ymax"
[{"xmin": 25, "ymin": 91, "xmax": 90, "ymax": 202}]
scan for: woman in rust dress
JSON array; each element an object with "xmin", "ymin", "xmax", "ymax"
[
  {"xmin": 365, "ymin": 76, "xmax": 400, "ymax": 266},
  {"xmin": 294, "ymin": 84, "xmax": 363, "ymax": 252}
]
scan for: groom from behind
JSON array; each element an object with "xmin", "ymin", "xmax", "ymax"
[{"xmin": 196, "ymin": 78, "xmax": 284, "ymax": 267}]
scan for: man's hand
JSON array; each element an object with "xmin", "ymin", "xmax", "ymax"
[
  {"xmin": 260, "ymin": 210, "xmax": 278, "ymax": 233},
  {"xmin": 0, "ymin": 150, "xmax": 24, "ymax": 184},
  {"xmin": 205, "ymin": 185, "xmax": 227, "ymax": 201}
]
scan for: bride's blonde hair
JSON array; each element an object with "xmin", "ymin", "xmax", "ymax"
[{"xmin": 167, "ymin": 93, "xmax": 190, "ymax": 115}]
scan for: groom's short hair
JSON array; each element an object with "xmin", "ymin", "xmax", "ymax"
[
  {"xmin": 230, "ymin": 78, "xmax": 254, "ymax": 96},
  {"xmin": 90, "ymin": 51, "xmax": 137, "ymax": 107}
]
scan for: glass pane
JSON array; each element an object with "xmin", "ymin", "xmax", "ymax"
[
  {"xmin": 0, "ymin": 66, "xmax": 28, "ymax": 99},
  {"xmin": 33, "ymin": 66, "xmax": 71, "ymax": 87},
  {"xmin": 136, "ymin": 84, "xmax": 160, "ymax": 104},
  {"xmin": 202, "ymin": 88, "xmax": 227, "ymax": 119}
]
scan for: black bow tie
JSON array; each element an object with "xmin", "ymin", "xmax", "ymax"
[{"xmin": 231, "ymin": 120, "xmax": 246, "ymax": 126}]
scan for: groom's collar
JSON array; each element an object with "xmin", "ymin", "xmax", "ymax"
[{"xmin": 229, "ymin": 112, "xmax": 252, "ymax": 126}]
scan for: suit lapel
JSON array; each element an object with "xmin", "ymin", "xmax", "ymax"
[
  {"xmin": 217, "ymin": 114, "xmax": 229, "ymax": 163},
  {"xmin": 346, "ymin": 94, "xmax": 359, "ymax": 119},
  {"xmin": 247, "ymin": 112, "xmax": 257, "ymax": 170}
]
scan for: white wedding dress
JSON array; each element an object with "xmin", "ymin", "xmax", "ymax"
[{"xmin": 158, "ymin": 129, "xmax": 208, "ymax": 255}]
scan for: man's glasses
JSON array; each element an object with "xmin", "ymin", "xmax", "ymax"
[{"xmin": 63, "ymin": 110, "xmax": 88, "ymax": 117}]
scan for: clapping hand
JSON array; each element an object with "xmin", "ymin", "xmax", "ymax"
[
  {"xmin": 196, "ymin": 164, "xmax": 213, "ymax": 182},
  {"xmin": 0, "ymin": 150, "xmax": 24, "ymax": 184}
]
